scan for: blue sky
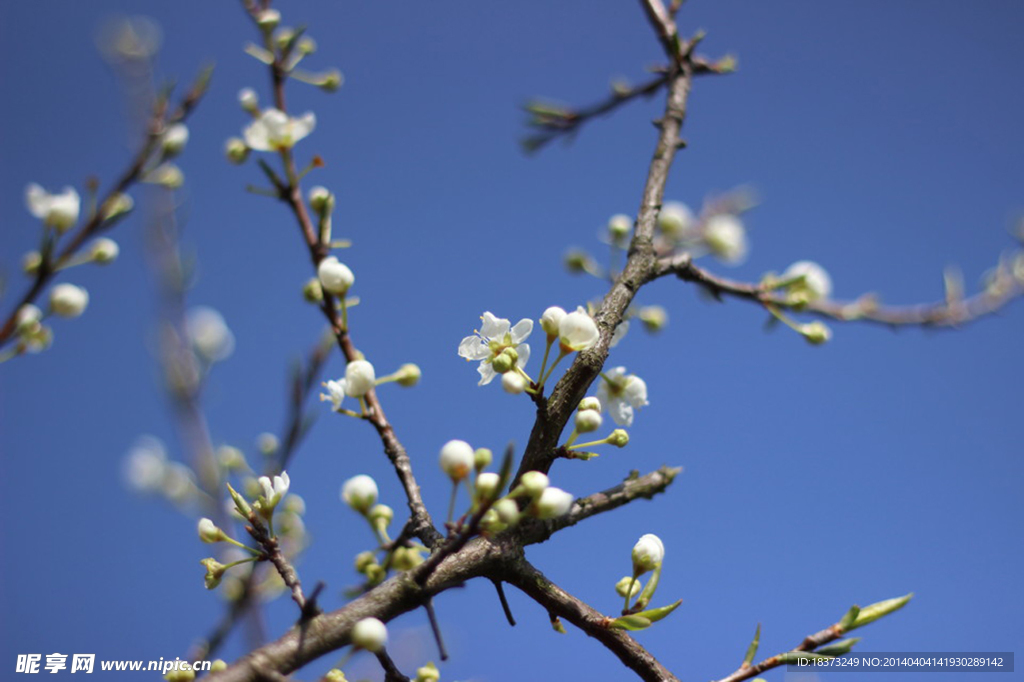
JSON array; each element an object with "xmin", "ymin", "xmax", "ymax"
[{"xmin": 2, "ymin": 2, "xmax": 1022, "ymax": 681}]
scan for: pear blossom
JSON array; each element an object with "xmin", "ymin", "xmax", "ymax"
[
  {"xmin": 703, "ymin": 214, "xmax": 748, "ymax": 264},
  {"xmin": 49, "ymin": 284, "xmax": 89, "ymax": 318},
  {"xmin": 89, "ymin": 238, "xmax": 119, "ymax": 264},
  {"xmin": 186, "ymin": 306, "xmax": 235, "ymax": 362},
  {"xmin": 244, "ymin": 108, "xmax": 316, "ymax": 151},
  {"xmin": 341, "ymin": 474, "xmax": 378, "ymax": 513},
  {"xmin": 540, "ymin": 306, "xmax": 566, "ymax": 337},
  {"xmin": 632, "ymin": 533, "xmax": 665, "ymax": 574},
  {"xmin": 440, "ymin": 439, "xmax": 474, "ymax": 482},
  {"xmin": 317, "ymin": 256, "xmax": 354, "ymax": 295},
  {"xmin": 458, "ymin": 312, "xmax": 532, "ymax": 386},
  {"xmin": 197, "ymin": 518, "xmax": 222, "ymax": 543},
  {"xmin": 535, "ymin": 487, "xmax": 574, "ymax": 519},
  {"xmin": 259, "ymin": 471, "xmax": 290, "ymax": 508},
  {"xmin": 26, "ymin": 184, "xmax": 80, "ymax": 232},
  {"xmin": 320, "ymin": 379, "xmax": 346, "ymax": 411},
  {"xmin": 781, "ymin": 260, "xmax": 833, "ymax": 301},
  {"xmin": 575, "ymin": 408, "xmax": 602, "ymax": 433},
  {"xmin": 519, "ymin": 471, "xmax": 549, "ymax": 497},
  {"xmin": 351, "ymin": 617, "xmax": 388, "ymax": 653},
  {"xmin": 597, "ymin": 367, "xmax": 649, "ymax": 427},
  {"xmin": 344, "ymin": 360, "xmax": 376, "ymax": 397},
  {"xmin": 558, "ymin": 307, "xmax": 599, "ymax": 352}
]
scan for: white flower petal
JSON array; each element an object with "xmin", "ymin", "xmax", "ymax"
[
  {"xmin": 479, "ymin": 312, "xmax": 508, "ymax": 340},
  {"xmin": 609, "ymin": 399, "xmax": 634, "ymax": 427},
  {"xmin": 516, "ymin": 343, "xmax": 531, "ymax": 369},
  {"xmin": 477, "ymin": 362, "xmax": 496, "ymax": 386},
  {"xmin": 510, "ymin": 318, "xmax": 533, "ymax": 344},
  {"xmin": 458, "ymin": 336, "xmax": 491, "ymax": 361}
]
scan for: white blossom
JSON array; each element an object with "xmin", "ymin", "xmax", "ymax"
[
  {"xmin": 49, "ymin": 283, "xmax": 89, "ymax": 318},
  {"xmin": 439, "ymin": 439, "xmax": 474, "ymax": 482},
  {"xmin": 535, "ymin": 487, "xmax": 574, "ymax": 519},
  {"xmin": 558, "ymin": 306, "xmax": 599, "ymax": 352},
  {"xmin": 238, "ymin": 88, "xmax": 259, "ymax": 110},
  {"xmin": 782, "ymin": 260, "xmax": 833, "ymax": 301},
  {"xmin": 89, "ymin": 238, "xmax": 119, "ymax": 264},
  {"xmin": 186, "ymin": 306, "xmax": 235, "ymax": 362},
  {"xmin": 243, "ymin": 108, "xmax": 316, "ymax": 151},
  {"xmin": 341, "ymin": 359, "xmax": 376, "ymax": 398},
  {"xmin": 540, "ymin": 306, "xmax": 566, "ymax": 337},
  {"xmin": 458, "ymin": 312, "xmax": 532, "ymax": 386},
  {"xmin": 197, "ymin": 518, "xmax": 222, "ymax": 543},
  {"xmin": 703, "ymin": 214, "xmax": 748, "ymax": 264},
  {"xmin": 597, "ymin": 367, "xmax": 649, "ymax": 427},
  {"xmin": 351, "ymin": 617, "xmax": 388, "ymax": 653},
  {"xmin": 575, "ymin": 409, "xmax": 603, "ymax": 433},
  {"xmin": 123, "ymin": 436, "xmax": 168, "ymax": 493},
  {"xmin": 259, "ymin": 471, "xmax": 290, "ymax": 508},
  {"xmin": 519, "ymin": 471, "xmax": 549, "ymax": 497},
  {"xmin": 26, "ymin": 184, "xmax": 80, "ymax": 232},
  {"xmin": 162, "ymin": 123, "xmax": 189, "ymax": 156},
  {"xmin": 475, "ymin": 472, "xmax": 501, "ymax": 501},
  {"xmin": 341, "ymin": 475, "xmax": 379, "ymax": 514},
  {"xmin": 317, "ymin": 256, "xmax": 354, "ymax": 295},
  {"xmin": 657, "ymin": 201, "xmax": 696, "ymax": 241},
  {"xmin": 632, "ymin": 533, "xmax": 665, "ymax": 574}
]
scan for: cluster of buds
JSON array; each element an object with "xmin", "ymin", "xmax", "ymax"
[
  {"xmin": 761, "ymin": 260, "xmax": 835, "ymax": 345},
  {"xmin": 478, "ymin": 470, "xmax": 575, "ymax": 534},
  {"xmin": 342, "ymin": 474, "xmax": 425, "ymax": 583},
  {"xmin": 607, "ymin": 533, "xmax": 682, "ymax": 631},
  {"xmin": 561, "ymin": 396, "xmax": 632, "ymax": 456},
  {"xmin": 321, "ymin": 357, "xmax": 420, "ymax": 417}
]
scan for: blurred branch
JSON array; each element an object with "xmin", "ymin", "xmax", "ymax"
[
  {"xmin": 0, "ymin": 69, "xmax": 209, "ymax": 351},
  {"xmin": 657, "ymin": 251, "xmax": 1024, "ymax": 329},
  {"xmin": 275, "ymin": 332, "xmax": 333, "ymax": 473}
]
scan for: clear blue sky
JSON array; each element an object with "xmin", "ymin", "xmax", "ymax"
[{"xmin": 2, "ymin": 2, "xmax": 1022, "ymax": 681}]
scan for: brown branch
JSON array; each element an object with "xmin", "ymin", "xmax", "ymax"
[
  {"xmin": 712, "ymin": 623, "xmax": 845, "ymax": 682},
  {"xmin": 658, "ymin": 251, "xmax": 1024, "ymax": 329},
  {"xmin": 245, "ymin": 512, "xmax": 310, "ymax": 613},
  {"xmin": 503, "ymin": 559, "xmax": 679, "ymax": 682},
  {"xmin": 515, "ymin": 7, "xmax": 695, "ymax": 483}
]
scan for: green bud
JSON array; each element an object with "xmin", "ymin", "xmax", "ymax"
[
  {"xmin": 493, "ymin": 498, "xmax": 521, "ymax": 527},
  {"xmin": 303, "ymin": 277, "xmax": 324, "ymax": 303},
  {"xmin": 479, "ymin": 508, "xmax": 503, "ymax": 533},
  {"xmin": 816, "ymin": 637, "xmax": 861, "ymax": 657},
  {"xmin": 22, "ymin": 251, "xmax": 42, "ymax": 275},
  {"xmin": 414, "ymin": 661, "xmax": 440, "ymax": 682},
  {"xmin": 323, "ymin": 670, "xmax": 348, "ymax": 682},
  {"xmin": 615, "ymin": 576, "xmax": 641, "ymax": 599},
  {"xmin": 638, "ymin": 305, "xmax": 668, "ymax": 332},
  {"xmin": 365, "ymin": 563, "xmax": 386, "ymax": 585},
  {"xmin": 564, "ymin": 249, "xmax": 593, "ymax": 274},
  {"xmin": 200, "ymin": 558, "xmax": 226, "ymax": 590},
  {"xmin": 368, "ymin": 504, "xmax": 394, "ymax": 529},
  {"xmin": 474, "ymin": 447, "xmax": 493, "ymax": 471},
  {"xmin": 225, "ymin": 137, "xmax": 249, "ymax": 164},
  {"xmin": 395, "ymin": 363, "xmax": 421, "ymax": 387},
  {"xmin": 392, "ymin": 546, "xmax": 424, "ymax": 571},
  {"xmin": 490, "ymin": 351, "xmax": 514, "ymax": 374},
  {"xmin": 846, "ymin": 593, "xmax": 912, "ymax": 631},
  {"xmin": 164, "ymin": 668, "xmax": 196, "ymax": 682},
  {"xmin": 100, "ymin": 193, "xmax": 134, "ymax": 223},
  {"xmin": 608, "ymin": 429, "xmax": 630, "ymax": 447},
  {"xmin": 355, "ymin": 550, "xmax": 377, "ymax": 574},
  {"xmin": 320, "ymin": 69, "xmax": 344, "ymax": 92},
  {"xmin": 578, "ymin": 396, "xmax": 601, "ymax": 412},
  {"xmin": 274, "ymin": 27, "xmax": 296, "ymax": 50},
  {"xmin": 297, "ymin": 36, "xmax": 317, "ymax": 55},
  {"xmin": 226, "ymin": 482, "xmax": 252, "ymax": 517},
  {"xmin": 210, "ymin": 661, "xmax": 228, "ymax": 672},
  {"xmin": 800, "ymin": 321, "xmax": 832, "ymax": 345}
]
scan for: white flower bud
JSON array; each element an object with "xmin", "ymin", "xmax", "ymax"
[
  {"xmin": 800, "ymin": 321, "xmax": 832, "ymax": 345},
  {"xmin": 15, "ymin": 304, "xmax": 42, "ymax": 333},
  {"xmin": 259, "ymin": 471, "xmax": 290, "ymax": 508},
  {"xmin": 607, "ymin": 213, "xmax": 632, "ymax": 242},
  {"xmin": 632, "ymin": 533, "xmax": 665, "ymax": 574},
  {"xmin": 615, "ymin": 576, "xmax": 642, "ymax": 599},
  {"xmin": 342, "ymin": 475, "xmax": 378, "ymax": 514},
  {"xmin": 186, "ymin": 307, "xmax": 235, "ymax": 362},
  {"xmin": 608, "ymin": 429, "xmax": 630, "ymax": 447},
  {"xmin": 575, "ymin": 409, "xmax": 603, "ymax": 433},
  {"xmin": 535, "ymin": 487, "xmax": 574, "ymax": 519},
  {"xmin": 49, "ymin": 283, "xmax": 89, "ymax": 318},
  {"xmin": 303, "ymin": 277, "xmax": 324, "ymax": 303},
  {"xmin": 238, "ymin": 88, "xmax": 259, "ymax": 111},
  {"xmin": 26, "ymin": 184, "xmax": 80, "ymax": 233},
  {"xmin": 559, "ymin": 306, "xmax": 600, "ymax": 352},
  {"xmin": 578, "ymin": 396, "xmax": 601, "ymax": 412},
  {"xmin": 657, "ymin": 201, "xmax": 695, "ymax": 240},
  {"xmin": 319, "ymin": 69, "xmax": 344, "ymax": 92},
  {"xmin": 368, "ymin": 504, "xmax": 393, "ymax": 527},
  {"xmin": 395, "ymin": 363, "xmax": 421, "ymax": 387},
  {"xmin": 475, "ymin": 472, "xmax": 501, "ymax": 502},
  {"xmin": 540, "ymin": 306, "xmax": 566, "ymax": 337},
  {"xmin": 502, "ymin": 372, "xmax": 527, "ymax": 394},
  {"xmin": 256, "ymin": 9, "xmax": 281, "ymax": 29},
  {"xmin": 343, "ymin": 359, "xmax": 376, "ymax": 397},
  {"xmin": 100, "ymin": 193, "xmax": 134, "ymax": 222},
  {"xmin": 297, "ymin": 36, "xmax": 316, "ymax": 55},
  {"xmin": 519, "ymin": 471, "xmax": 549, "ymax": 497},
  {"xmin": 351, "ymin": 617, "xmax": 388, "ymax": 653},
  {"xmin": 225, "ymin": 137, "xmax": 250, "ymax": 164},
  {"xmin": 474, "ymin": 447, "xmax": 492, "ymax": 471},
  {"xmin": 22, "ymin": 251, "xmax": 42, "ymax": 274},
  {"xmin": 317, "ymin": 256, "xmax": 355, "ymax": 295},
  {"xmin": 493, "ymin": 498, "xmax": 521, "ymax": 526},
  {"xmin": 146, "ymin": 163, "xmax": 184, "ymax": 189},
  {"xmin": 308, "ymin": 186, "xmax": 333, "ymax": 213},
  {"xmin": 89, "ymin": 238, "xmax": 119, "ymax": 265},
  {"xmin": 703, "ymin": 214, "xmax": 748, "ymax": 264},
  {"xmin": 440, "ymin": 439, "xmax": 474, "ymax": 482},
  {"xmin": 638, "ymin": 305, "xmax": 667, "ymax": 332},
  {"xmin": 197, "ymin": 518, "xmax": 222, "ymax": 543},
  {"xmin": 781, "ymin": 260, "xmax": 833, "ymax": 301},
  {"xmin": 257, "ymin": 433, "xmax": 280, "ymax": 456},
  {"xmin": 162, "ymin": 123, "xmax": 189, "ymax": 157}
]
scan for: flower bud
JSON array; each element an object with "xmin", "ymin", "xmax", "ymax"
[
  {"xmin": 257, "ymin": 433, "xmax": 279, "ymax": 456},
  {"xmin": 632, "ymin": 533, "xmax": 665, "ymax": 575},
  {"xmin": 89, "ymin": 237, "xmax": 119, "ymax": 265},
  {"xmin": 342, "ymin": 475, "xmax": 378, "ymax": 514},
  {"xmin": 615, "ymin": 576, "xmax": 641, "ymax": 599},
  {"xmin": 474, "ymin": 447, "xmax": 492, "ymax": 471},
  {"xmin": 578, "ymin": 396, "xmax": 601, "ymax": 412},
  {"xmin": 535, "ymin": 487, "xmax": 574, "ymax": 519},
  {"xmin": 323, "ymin": 670, "xmax": 346, "ymax": 682},
  {"xmin": 308, "ymin": 186, "xmax": 334, "ymax": 213},
  {"xmin": 162, "ymin": 123, "xmax": 189, "ymax": 157},
  {"xmin": 49, "ymin": 283, "xmax": 89, "ymax": 318},
  {"xmin": 258, "ymin": 471, "xmax": 290, "ymax": 509},
  {"xmin": 564, "ymin": 249, "xmax": 592, "ymax": 274},
  {"xmin": 351, "ymin": 617, "xmax": 388, "ymax": 653},
  {"xmin": 475, "ymin": 472, "xmax": 501, "ymax": 502},
  {"xmin": 256, "ymin": 9, "xmax": 280, "ymax": 29},
  {"xmin": 519, "ymin": 471, "xmax": 548, "ymax": 497},
  {"xmin": 395, "ymin": 363, "xmax": 421, "ymax": 387},
  {"xmin": 607, "ymin": 213, "xmax": 632, "ymax": 242},
  {"xmin": 355, "ymin": 550, "xmax": 377, "ymax": 573},
  {"xmin": 439, "ymin": 439, "xmax": 474, "ymax": 482},
  {"xmin": 368, "ymin": 504, "xmax": 393, "ymax": 528},
  {"xmin": 320, "ymin": 69, "xmax": 344, "ymax": 92},
  {"xmin": 100, "ymin": 193, "xmax": 134, "ymax": 222},
  {"xmin": 317, "ymin": 256, "xmax": 355, "ymax": 295},
  {"xmin": 165, "ymin": 667, "xmax": 196, "ymax": 682},
  {"xmin": 22, "ymin": 251, "xmax": 42, "ymax": 275},
  {"xmin": 575, "ymin": 409, "xmax": 602, "ymax": 434},
  {"xmin": 303, "ymin": 277, "xmax": 324, "ymax": 303},
  {"xmin": 274, "ymin": 27, "xmax": 295, "ymax": 49},
  {"xmin": 800, "ymin": 321, "xmax": 832, "ymax": 345},
  {"xmin": 608, "ymin": 429, "xmax": 630, "ymax": 448},
  {"xmin": 638, "ymin": 305, "xmax": 667, "ymax": 332},
  {"xmin": 225, "ymin": 137, "xmax": 250, "ymax": 164},
  {"xmin": 502, "ymin": 372, "xmax": 526, "ymax": 394},
  {"xmin": 703, "ymin": 214, "xmax": 748, "ymax": 264},
  {"xmin": 146, "ymin": 163, "xmax": 184, "ymax": 189},
  {"xmin": 540, "ymin": 306, "xmax": 566, "ymax": 337},
  {"xmin": 200, "ymin": 558, "xmax": 227, "ymax": 590},
  {"xmin": 297, "ymin": 36, "xmax": 317, "ymax": 55},
  {"xmin": 782, "ymin": 260, "xmax": 832, "ymax": 302},
  {"xmin": 392, "ymin": 546, "xmax": 424, "ymax": 570},
  {"xmin": 415, "ymin": 661, "xmax": 440, "ymax": 682},
  {"xmin": 342, "ymin": 359, "xmax": 375, "ymax": 397},
  {"xmin": 657, "ymin": 201, "xmax": 695, "ymax": 240},
  {"xmin": 559, "ymin": 307, "xmax": 600, "ymax": 352},
  {"xmin": 197, "ymin": 518, "xmax": 223, "ymax": 543},
  {"xmin": 238, "ymin": 88, "xmax": 259, "ymax": 111},
  {"xmin": 493, "ymin": 498, "xmax": 521, "ymax": 526}
]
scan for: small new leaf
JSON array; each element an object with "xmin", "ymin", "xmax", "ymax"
[
  {"xmin": 609, "ymin": 614, "xmax": 653, "ymax": 631},
  {"xmin": 816, "ymin": 637, "xmax": 861, "ymax": 657},
  {"xmin": 838, "ymin": 604, "xmax": 861, "ymax": 631},
  {"xmin": 847, "ymin": 593, "xmax": 913, "ymax": 631},
  {"xmin": 743, "ymin": 623, "xmax": 761, "ymax": 667}
]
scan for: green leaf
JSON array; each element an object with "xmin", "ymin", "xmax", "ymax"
[
  {"xmin": 609, "ymin": 615, "xmax": 653, "ymax": 631},
  {"xmin": 838, "ymin": 604, "xmax": 860, "ymax": 631},
  {"xmin": 743, "ymin": 623, "xmax": 761, "ymax": 666},
  {"xmin": 847, "ymin": 593, "xmax": 913, "ymax": 631},
  {"xmin": 816, "ymin": 637, "xmax": 861, "ymax": 657}
]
